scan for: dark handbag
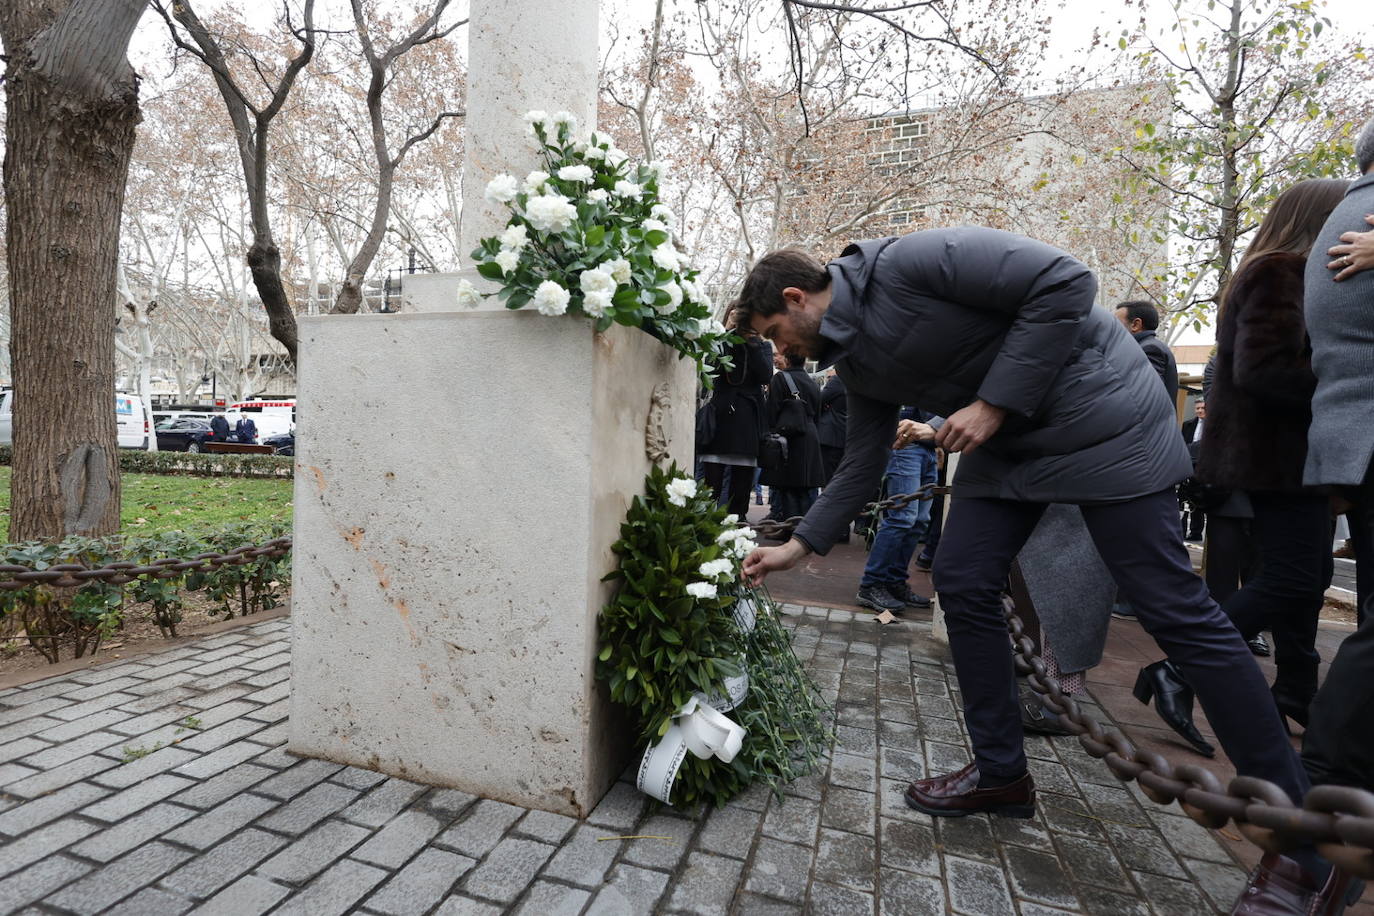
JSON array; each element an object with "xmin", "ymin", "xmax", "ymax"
[
  {"xmin": 695, "ymin": 394, "xmax": 717, "ymax": 443},
  {"xmin": 1178, "ymin": 476, "xmax": 1231, "ymax": 513},
  {"xmin": 775, "ymin": 371, "xmax": 807, "ymax": 437},
  {"xmin": 757, "ymin": 432, "xmax": 788, "ymax": 470}
]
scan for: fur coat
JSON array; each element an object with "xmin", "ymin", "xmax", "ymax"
[{"xmin": 1196, "ymin": 252, "xmax": 1316, "ymax": 492}]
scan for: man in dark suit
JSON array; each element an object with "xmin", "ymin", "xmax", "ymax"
[
  {"xmin": 1114, "ymin": 300, "xmax": 1178, "ymax": 400},
  {"xmin": 1179, "ymin": 400, "xmax": 1206, "ymax": 541}
]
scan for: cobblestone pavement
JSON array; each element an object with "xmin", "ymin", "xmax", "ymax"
[{"xmin": 0, "ymin": 607, "xmax": 1254, "ymax": 915}]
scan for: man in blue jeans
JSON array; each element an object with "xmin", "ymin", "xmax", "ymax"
[{"xmin": 856, "ymin": 408, "xmax": 937, "ymax": 614}]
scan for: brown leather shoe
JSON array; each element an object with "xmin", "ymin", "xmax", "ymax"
[
  {"xmin": 1231, "ymin": 852, "xmax": 1364, "ymax": 915},
  {"xmin": 903, "ymin": 763, "xmax": 1035, "ymax": 819}
]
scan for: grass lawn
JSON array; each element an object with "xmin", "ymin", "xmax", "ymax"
[{"xmin": 0, "ymin": 467, "xmax": 293, "ymax": 541}]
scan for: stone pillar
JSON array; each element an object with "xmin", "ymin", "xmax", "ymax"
[
  {"xmin": 460, "ymin": 0, "xmax": 598, "ymax": 255},
  {"xmin": 287, "ymin": 312, "xmax": 694, "ymax": 816}
]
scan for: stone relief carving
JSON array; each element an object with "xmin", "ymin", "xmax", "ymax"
[{"xmin": 645, "ymin": 381, "xmax": 673, "ymax": 464}]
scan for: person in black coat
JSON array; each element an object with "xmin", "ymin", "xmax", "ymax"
[
  {"xmin": 1114, "ymin": 300, "xmax": 1178, "ymax": 401},
  {"xmin": 817, "ymin": 372, "xmax": 848, "ymax": 484},
  {"xmin": 697, "ymin": 335, "xmax": 773, "ymax": 519},
  {"xmin": 760, "ymin": 353, "xmax": 825, "ymax": 522}
]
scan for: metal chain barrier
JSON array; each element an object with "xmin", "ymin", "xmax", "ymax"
[
  {"xmin": 752, "ymin": 487, "xmax": 1374, "ymax": 879},
  {"xmin": 0, "ymin": 538, "xmax": 293, "ymax": 591}
]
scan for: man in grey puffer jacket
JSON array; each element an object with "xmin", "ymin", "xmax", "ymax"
[{"xmin": 735, "ymin": 228, "xmax": 1319, "ymax": 906}]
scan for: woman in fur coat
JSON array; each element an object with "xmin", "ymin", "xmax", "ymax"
[{"xmin": 1193, "ymin": 178, "xmax": 1350, "ymax": 731}]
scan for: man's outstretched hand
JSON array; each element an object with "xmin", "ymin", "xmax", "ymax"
[
  {"xmin": 935, "ymin": 399, "xmax": 1006, "ymax": 454},
  {"xmin": 742, "ymin": 538, "xmax": 810, "ymax": 586}
]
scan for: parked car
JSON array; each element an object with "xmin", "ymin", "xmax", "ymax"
[
  {"xmin": 155, "ymin": 418, "xmax": 227, "ymax": 453},
  {"xmin": 153, "ymin": 410, "xmax": 214, "ymax": 428},
  {"xmin": 262, "ymin": 432, "xmax": 294, "ymax": 456},
  {"xmin": 0, "ymin": 390, "xmax": 152, "ymax": 449}
]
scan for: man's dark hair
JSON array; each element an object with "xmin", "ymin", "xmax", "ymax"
[
  {"xmin": 1116, "ymin": 300, "xmax": 1160, "ymax": 331},
  {"xmin": 736, "ymin": 249, "xmax": 830, "ymax": 329},
  {"xmin": 1356, "ymin": 116, "xmax": 1374, "ymax": 174},
  {"xmin": 785, "ymin": 352, "xmax": 806, "ymax": 368}
]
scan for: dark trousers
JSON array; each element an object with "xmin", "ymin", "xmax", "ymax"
[
  {"xmin": 1204, "ymin": 514, "xmax": 1258, "ymax": 604},
  {"xmin": 701, "ymin": 462, "xmax": 756, "ymax": 519},
  {"xmin": 1303, "ymin": 464, "xmax": 1374, "ymax": 790},
  {"xmin": 933, "ymin": 488, "xmax": 1310, "ymax": 803},
  {"xmin": 1220, "ymin": 491, "xmax": 1332, "ymax": 693}
]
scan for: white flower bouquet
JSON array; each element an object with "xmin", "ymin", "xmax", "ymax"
[{"xmin": 467, "ymin": 112, "xmax": 731, "ymax": 383}]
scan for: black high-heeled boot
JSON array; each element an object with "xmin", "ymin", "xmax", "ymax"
[{"xmin": 1132, "ymin": 660, "xmax": 1215, "ymax": 757}]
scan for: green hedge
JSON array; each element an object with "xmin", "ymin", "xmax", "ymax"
[
  {"xmin": 0, "ymin": 445, "xmax": 293, "ymax": 479},
  {"xmin": 0, "ymin": 522, "xmax": 291, "ymax": 664}
]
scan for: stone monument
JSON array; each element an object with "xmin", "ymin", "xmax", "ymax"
[{"xmin": 287, "ymin": 0, "xmax": 695, "ymax": 816}]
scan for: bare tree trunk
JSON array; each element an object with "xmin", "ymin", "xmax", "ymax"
[{"xmin": 1, "ymin": 0, "xmax": 147, "ymax": 540}]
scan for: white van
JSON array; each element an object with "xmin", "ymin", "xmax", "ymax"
[
  {"xmin": 222, "ymin": 399, "xmax": 295, "ymax": 440},
  {"xmin": 0, "ymin": 390, "xmax": 151, "ymax": 449}
]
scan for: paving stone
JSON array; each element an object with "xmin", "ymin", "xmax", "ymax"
[
  {"xmin": 244, "ymin": 721, "xmax": 288, "ymax": 746},
  {"xmin": 337, "ymin": 776, "xmax": 427, "ymax": 827},
  {"xmin": 94, "ymin": 745, "xmax": 199, "ymax": 789},
  {"xmin": 877, "ymin": 868, "xmax": 947, "ymax": 916},
  {"xmin": 1026, "ymin": 756, "xmax": 1079, "ymax": 795},
  {"xmin": 259, "ymin": 782, "xmax": 360, "ymax": 835},
  {"xmin": 163, "ymin": 828, "xmax": 289, "ymax": 899},
  {"xmin": 330, "ymin": 766, "xmax": 391, "ymax": 791},
  {"xmin": 0, "ymin": 855, "xmax": 92, "ymax": 912},
  {"xmin": 814, "ymin": 826, "xmax": 875, "ymax": 891},
  {"xmin": 173, "ymin": 735, "xmax": 274, "ymax": 780},
  {"xmin": 181, "ymin": 684, "xmax": 256, "ymax": 710},
  {"xmin": 0, "ymin": 780, "xmax": 110, "ymax": 836},
  {"xmin": 542, "ymin": 824, "xmax": 623, "ymax": 887},
  {"xmin": 1129, "ymin": 869, "xmax": 1215, "ymax": 916},
  {"xmin": 0, "ymin": 818, "xmax": 97, "ymax": 877},
  {"xmin": 809, "ymin": 881, "xmax": 875, "ymax": 915},
  {"xmin": 945, "ymin": 855, "xmax": 1016, "ymax": 916},
  {"xmin": 728, "ymin": 780, "xmax": 775, "ymax": 812},
  {"xmin": 734, "ymin": 892, "xmax": 804, "ymax": 915},
  {"xmin": 435, "ymin": 798, "xmax": 525, "ymax": 858},
  {"xmin": 762, "ymin": 795, "xmax": 820, "ymax": 845},
  {"xmin": 512, "ymin": 808, "xmax": 576, "ymax": 844},
  {"xmin": 990, "ymin": 810, "xmax": 1054, "ymax": 852},
  {"xmin": 923, "ymin": 740, "xmax": 971, "ymax": 774},
  {"xmin": 1185, "ymin": 856, "xmax": 1247, "ymax": 912},
  {"xmin": 1104, "ymin": 822, "xmax": 1187, "ymax": 878},
  {"xmin": 584, "ymin": 779, "xmax": 646, "ymax": 830},
  {"xmin": 665, "ymin": 851, "xmax": 746, "ymax": 914},
  {"xmin": 820, "ymin": 785, "xmax": 876, "ymax": 835},
  {"xmin": 83, "ymin": 773, "xmax": 196, "ymax": 822},
  {"xmin": 254, "ymin": 757, "xmax": 347, "ymax": 801},
  {"xmin": 1054, "ymin": 832, "xmax": 1132, "ymax": 891},
  {"xmin": 258, "ymin": 819, "xmax": 371, "ymax": 884},
  {"xmin": 354, "ymin": 809, "xmax": 444, "ymax": 868},
  {"xmin": 2, "ymin": 752, "xmax": 119, "ymax": 798},
  {"xmin": 744, "ymin": 838, "xmax": 813, "ymax": 898},
  {"xmin": 781, "ymin": 766, "xmax": 826, "ymax": 801},
  {"xmin": 432, "ymin": 896, "xmax": 504, "ymax": 916},
  {"xmin": 70, "ymin": 801, "xmax": 197, "ymax": 862},
  {"xmin": 173, "ymin": 763, "xmax": 275, "ymax": 808},
  {"xmin": 834, "ymin": 724, "xmax": 878, "ymax": 757},
  {"xmin": 35, "ymin": 708, "xmax": 133, "ymax": 742},
  {"xmin": 1039, "ymin": 792, "xmax": 1106, "ymax": 840},
  {"xmin": 828, "ymin": 752, "xmax": 878, "ymax": 793},
  {"xmin": 47, "ymin": 691, "xmax": 141, "ymax": 722},
  {"xmin": 1003, "ymin": 843, "xmax": 1079, "ymax": 910},
  {"xmin": 47, "ymin": 842, "xmax": 193, "ymax": 914},
  {"xmin": 124, "ymin": 671, "xmax": 198, "ymax": 697},
  {"xmin": 1149, "ymin": 811, "xmax": 1235, "ymax": 864},
  {"xmin": 175, "ymin": 716, "xmax": 267, "ymax": 753},
  {"xmin": 192, "ymin": 874, "xmax": 291, "ymax": 916},
  {"xmin": 587, "ymin": 863, "xmax": 670, "ymax": 913},
  {"xmin": 460, "ymin": 837, "xmax": 555, "ymax": 902},
  {"xmin": 165, "ymin": 793, "xmax": 280, "ymax": 850},
  {"xmin": 107, "ymin": 701, "xmax": 201, "ymax": 735},
  {"xmin": 364, "ymin": 847, "xmax": 474, "ymax": 915},
  {"xmin": 0, "ymin": 736, "xmax": 50, "ymax": 766},
  {"xmin": 621, "ymin": 813, "xmax": 695, "ymax": 871},
  {"xmin": 695, "ymin": 804, "xmax": 764, "ymax": 859},
  {"xmin": 1075, "ymin": 884, "xmax": 1152, "ymax": 916},
  {"xmin": 934, "ymin": 811, "xmax": 999, "ymax": 864},
  {"xmin": 272, "ymin": 858, "xmax": 391, "ymax": 916},
  {"xmin": 510, "ymin": 880, "xmax": 592, "ymax": 916},
  {"xmin": 243, "ymin": 696, "xmax": 289, "ymax": 719},
  {"xmin": 0, "ymin": 715, "xmax": 64, "ymax": 747},
  {"xmin": 879, "ymin": 817, "xmax": 939, "ymax": 876},
  {"xmin": 104, "ymin": 886, "xmax": 193, "ymax": 916},
  {"xmin": 877, "ymin": 778, "xmax": 931, "ymax": 825}
]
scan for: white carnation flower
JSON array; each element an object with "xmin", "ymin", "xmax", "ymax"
[
  {"xmin": 498, "ymin": 224, "xmax": 528, "ymax": 252},
  {"xmin": 455, "ymin": 279, "xmax": 482, "ymax": 309},
  {"xmin": 698, "ymin": 558, "xmax": 734, "ymax": 579},
  {"xmin": 494, "ymin": 249, "xmax": 520, "ymax": 274},
  {"xmin": 645, "ymin": 160, "xmax": 668, "ymax": 182},
  {"xmin": 685, "ymin": 581, "xmax": 718, "ymax": 600},
  {"xmin": 665, "ymin": 476, "xmax": 698, "ymax": 507},
  {"xmin": 613, "ymin": 180, "xmax": 642, "ymax": 200},
  {"xmin": 557, "ymin": 164, "xmax": 594, "ymax": 183},
  {"xmin": 583, "ymin": 145, "xmax": 607, "ymax": 162},
  {"xmin": 579, "ymin": 267, "xmax": 616, "ymax": 294},
  {"xmin": 731, "ymin": 538, "xmax": 755, "ymax": 559},
  {"xmin": 642, "ymin": 218, "xmax": 670, "ymax": 236},
  {"xmin": 651, "ymin": 243, "xmax": 681, "ymax": 271},
  {"xmin": 722, "ymin": 514, "xmax": 739, "ymax": 526},
  {"xmin": 606, "ymin": 147, "xmax": 629, "ymax": 166},
  {"xmin": 697, "ymin": 317, "xmax": 717, "ymax": 338},
  {"xmin": 551, "ymin": 110, "xmax": 577, "ymax": 128},
  {"xmin": 653, "ymin": 281, "xmax": 682, "ymax": 315},
  {"xmin": 532, "ymin": 280, "xmax": 571, "ymax": 316},
  {"xmin": 650, "ymin": 203, "xmax": 675, "ymax": 225},
  {"xmin": 583, "ymin": 289, "xmax": 613, "ymax": 317},
  {"xmin": 605, "ymin": 257, "xmax": 632, "ymax": 284},
  {"xmin": 524, "ymin": 194, "xmax": 578, "ymax": 233},
  {"xmin": 586, "ymin": 188, "xmax": 610, "ymax": 203},
  {"xmin": 523, "ymin": 109, "xmax": 549, "ymax": 132},
  {"xmin": 524, "ymin": 170, "xmax": 550, "ymax": 194},
  {"xmin": 484, "ymin": 174, "xmax": 519, "ymax": 205}
]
